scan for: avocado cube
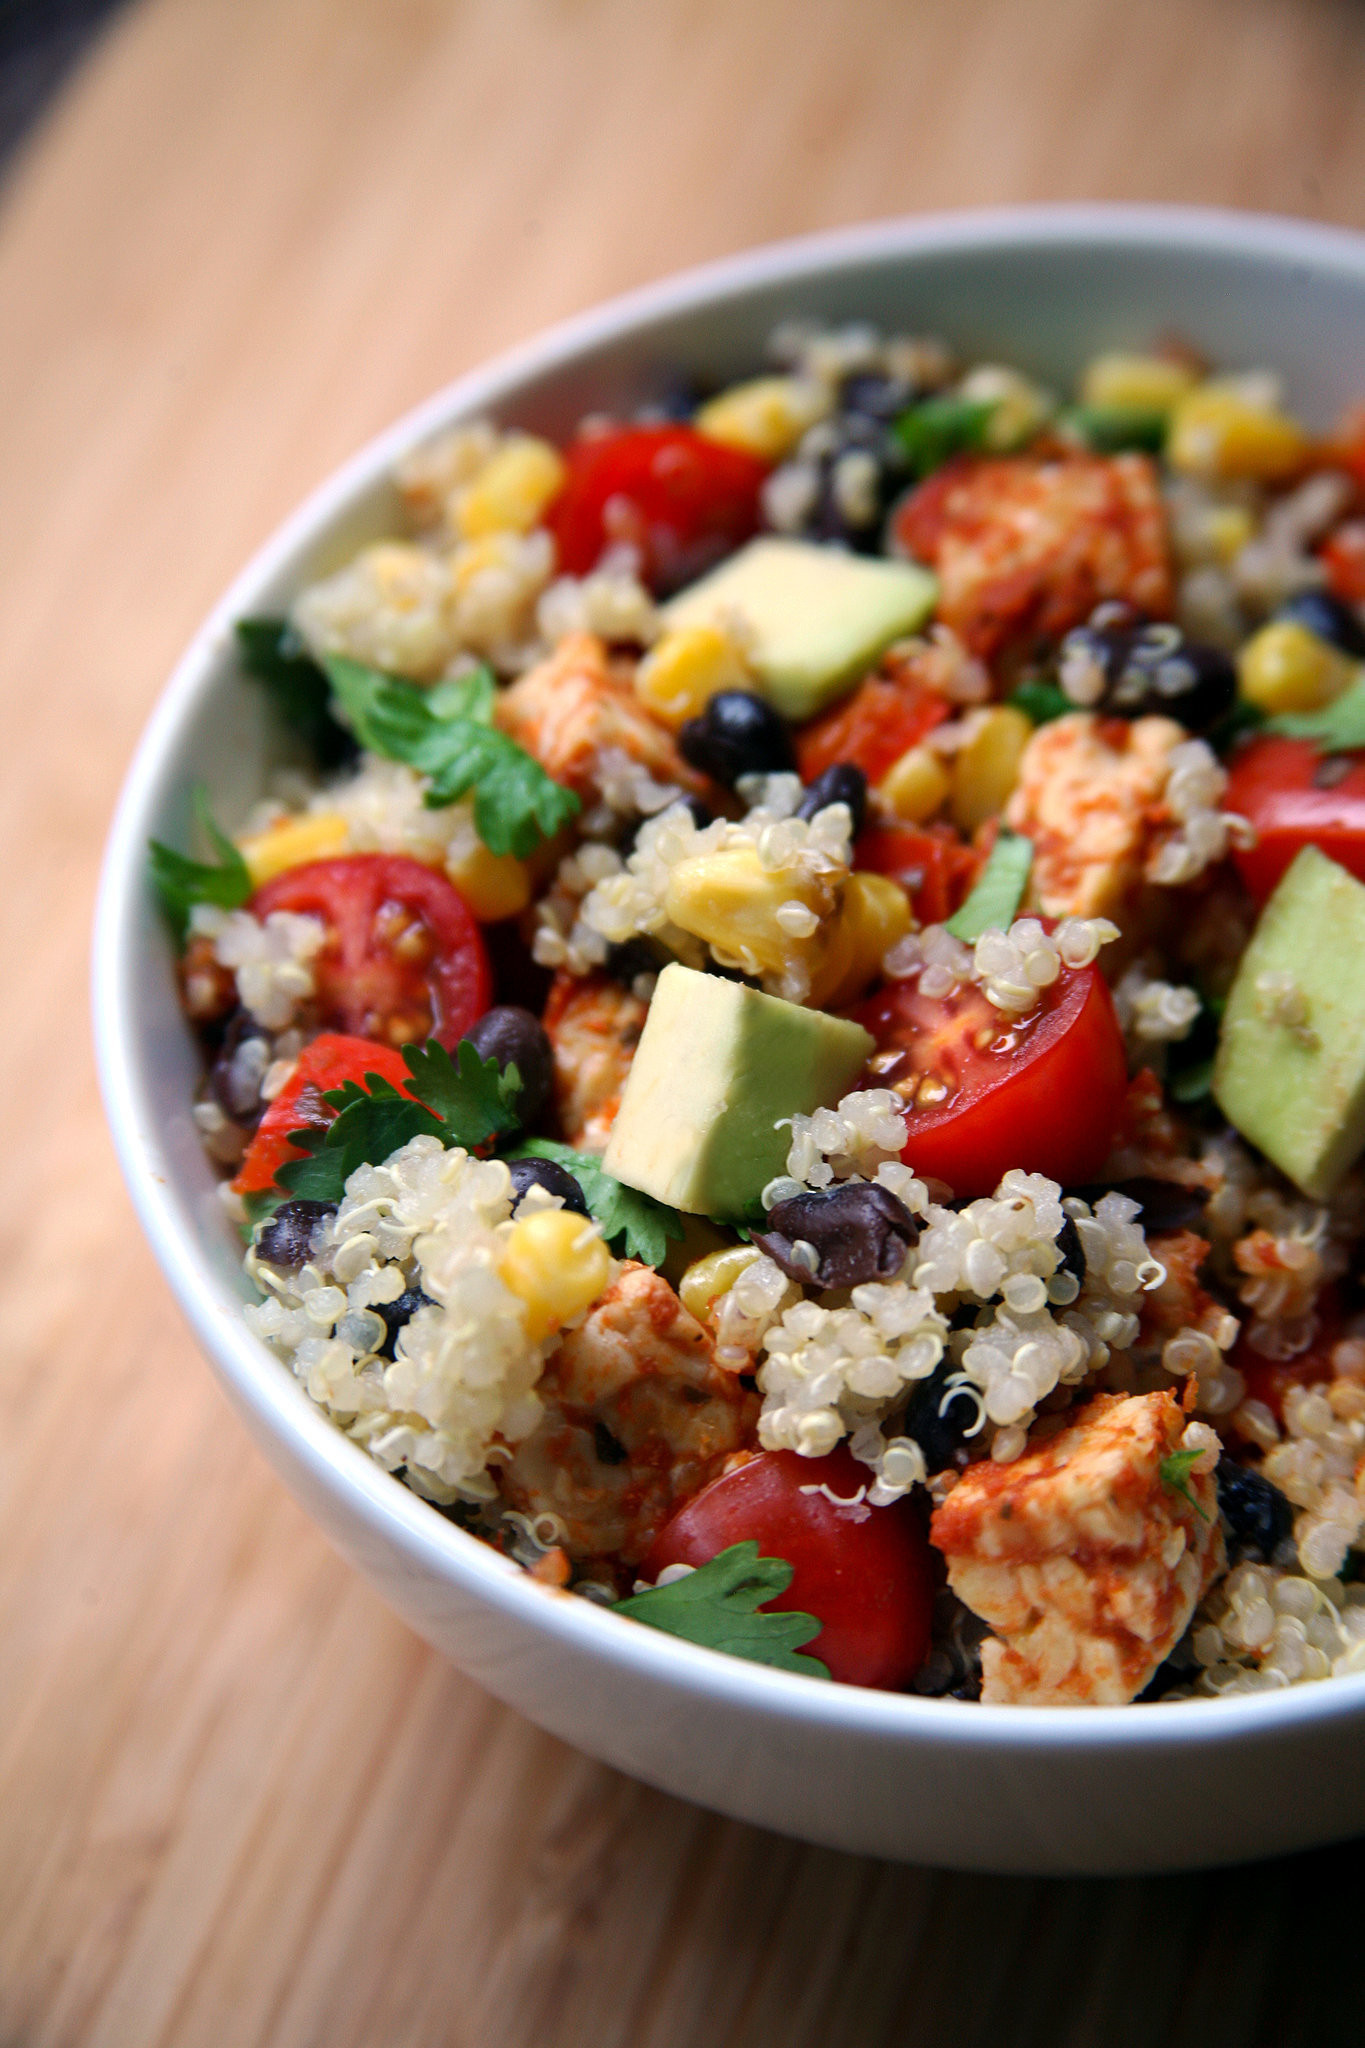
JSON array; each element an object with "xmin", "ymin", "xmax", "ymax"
[
  {"xmin": 601, "ymin": 963, "xmax": 876, "ymax": 1217},
  {"xmin": 1213, "ymin": 844, "xmax": 1365, "ymax": 1200},
  {"xmin": 662, "ymin": 537, "xmax": 938, "ymax": 722}
]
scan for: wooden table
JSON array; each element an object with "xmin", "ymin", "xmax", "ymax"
[{"xmin": 3, "ymin": 2, "xmax": 1363, "ymax": 2040}]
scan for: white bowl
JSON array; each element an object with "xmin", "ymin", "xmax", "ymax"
[{"xmin": 95, "ymin": 205, "xmax": 1365, "ymax": 1876}]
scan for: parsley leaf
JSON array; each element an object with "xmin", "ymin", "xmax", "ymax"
[
  {"xmin": 615, "ymin": 1542, "xmax": 830, "ymax": 1677},
  {"xmin": 1009, "ymin": 679, "xmax": 1073, "ymax": 727},
  {"xmin": 148, "ymin": 785, "xmax": 252, "ymax": 933},
  {"xmin": 893, "ymin": 395, "xmax": 997, "ymax": 479},
  {"xmin": 1266, "ymin": 675, "xmax": 1365, "ymax": 753},
  {"xmin": 275, "ymin": 1039, "xmax": 523, "ymax": 1201},
  {"xmin": 506, "ymin": 1139, "xmax": 684, "ymax": 1267},
  {"xmin": 1061, "ymin": 403, "xmax": 1167, "ymax": 454},
  {"xmin": 1159, "ymin": 1448, "xmax": 1212, "ymax": 1522},
  {"xmin": 945, "ymin": 829, "xmax": 1033, "ymax": 942},
  {"xmin": 236, "ymin": 617, "xmax": 357, "ymax": 769},
  {"xmin": 322, "ymin": 654, "xmax": 580, "ymax": 856}
]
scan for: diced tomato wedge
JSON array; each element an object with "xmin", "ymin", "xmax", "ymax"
[
  {"xmin": 643, "ymin": 1446, "xmax": 934, "ymax": 1690},
  {"xmin": 251, "ymin": 853, "xmax": 491, "ymax": 1050},
  {"xmin": 853, "ymin": 822, "xmax": 980, "ymax": 926},
  {"xmin": 854, "ymin": 959, "xmax": 1128, "ymax": 1197},
  {"xmin": 545, "ymin": 425, "xmax": 768, "ymax": 594},
  {"xmin": 1223, "ymin": 733, "xmax": 1365, "ymax": 902},
  {"xmin": 796, "ymin": 675, "xmax": 951, "ymax": 785},
  {"xmin": 1321, "ymin": 520, "xmax": 1365, "ymax": 604},
  {"xmin": 233, "ymin": 1032, "xmax": 419, "ymax": 1195}
]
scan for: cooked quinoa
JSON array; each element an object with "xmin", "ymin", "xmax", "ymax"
[{"xmin": 156, "ymin": 319, "xmax": 1365, "ymax": 1705}]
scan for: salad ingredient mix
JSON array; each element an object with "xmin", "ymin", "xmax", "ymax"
[{"xmin": 154, "ymin": 322, "xmax": 1365, "ymax": 1705}]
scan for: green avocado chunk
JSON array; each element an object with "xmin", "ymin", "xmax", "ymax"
[
  {"xmin": 600, "ymin": 963, "xmax": 876, "ymax": 1218},
  {"xmin": 661, "ymin": 537, "xmax": 938, "ymax": 722},
  {"xmin": 1213, "ymin": 844, "xmax": 1365, "ymax": 1200}
]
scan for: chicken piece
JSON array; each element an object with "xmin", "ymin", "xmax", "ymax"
[
  {"xmin": 543, "ymin": 970, "xmax": 648, "ymax": 1152},
  {"xmin": 894, "ymin": 452, "xmax": 1173, "ymax": 665},
  {"xmin": 930, "ymin": 1391, "xmax": 1223, "ymax": 1705},
  {"xmin": 1006, "ymin": 711, "xmax": 1185, "ymax": 921},
  {"xmin": 500, "ymin": 1262, "xmax": 758, "ymax": 1563},
  {"xmin": 495, "ymin": 630, "xmax": 702, "ymax": 800}
]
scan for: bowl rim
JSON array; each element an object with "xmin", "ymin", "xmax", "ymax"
[{"xmin": 95, "ymin": 199, "xmax": 1365, "ymax": 1754}]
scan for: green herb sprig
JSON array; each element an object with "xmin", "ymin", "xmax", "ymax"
[
  {"xmin": 506, "ymin": 1138, "xmax": 684, "ymax": 1268},
  {"xmin": 945, "ymin": 829, "xmax": 1034, "ymax": 943},
  {"xmin": 615, "ymin": 1542, "xmax": 829, "ymax": 1677},
  {"xmin": 893, "ymin": 395, "xmax": 997, "ymax": 479},
  {"xmin": 236, "ymin": 617, "xmax": 356, "ymax": 768},
  {"xmin": 1159, "ymin": 1448, "xmax": 1212, "ymax": 1522},
  {"xmin": 148, "ymin": 785, "xmax": 252, "ymax": 932}
]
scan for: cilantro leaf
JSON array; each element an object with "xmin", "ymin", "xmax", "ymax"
[
  {"xmin": 893, "ymin": 395, "xmax": 996, "ymax": 479},
  {"xmin": 945, "ymin": 829, "xmax": 1033, "ymax": 942},
  {"xmin": 615, "ymin": 1542, "xmax": 830, "ymax": 1677},
  {"xmin": 236, "ymin": 617, "xmax": 357, "ymax": 769},
  {"xmin": 1009, "ymin": 679, "xmax": 1073, "ymax": 727},
  {"xmin": 322, "ymin": 654, "xmax": 580, "ymax": 856},
  {"xmin": 398, "ymin": 1037, "xmax": 524, "ymax": 1148},
  {"xmin": 1061, "ymin": 403, "xmax": 1167, "ymax": 454},
  {"xmin": 1266, "ymin": 675, "xmax": 1365, "ymax": 753},
  {"xmin": 1159, "ymin": 1448, "xmax": 1212, "ymax": 1521},
  {"xmin": 506, "ymin": 1139, "xmax": 684, "ymax": 1267},
  {"xmin": 148, "ymin": 785, "xmax": 252, "ymax": 933}
]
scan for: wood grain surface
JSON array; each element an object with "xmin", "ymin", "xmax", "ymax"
[{"xmin": 3, "ymin": 1, "xmax": 1364, "ymax": 2042}]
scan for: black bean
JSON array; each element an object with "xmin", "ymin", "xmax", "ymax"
[
  {"xmin": 1276, "ymin": 587, "xmax": 1365, "ymax": 658},
  {"xmin": 839, "ymin": 371, "xmax": 917, "ymax": 422},
  {"xmin": 796, "ymin": 761, "xmax": 868, "ymax": 836},
  {"xmin": 677, "ymin": 690, "xmax": 796, "ymax": 787},
  {"xmin": 464, "ymin": 1006, "xmax": 554, "ymax": 1124},
  {"xmin": 593, "ymin": 1420, "xmax": 629, "ymax": 1466},
  {"xmin": 754, "ymin": 1181, "xmax": 917, "ymax": 1290},
  {"xmin": 209, "ymin": 1009, "xmax": 273, "ymax": 1126},
  {"xmin": 1055, "ymin": 1212, "xmax": 1086, "ymax": 1282},
  {"xmin": 256, "ymin": 1199, "xmax": 337, "ymax": 1271},
  {"xmin": 1058, "ymin": 605, "xmax": 1236, "ymax": 733},
  {"xmin": 375, "ymin": 1287, "xmax": 432, "ymax": 1362},
  {"xmin": 506, "ymin": 1156, "xmax": 590, "ymax": 1217},
  {"xmin": 1217, "ymin": 1460, "xmax": 1295, "ymax": 1564},
  {"xmin": 902, "ymin": 1358, "xmax": 983, "ymax": 1475},
  {"xmin": 1067, "ymin": 1176, "xmax": 1209, "ymax": 1236}
]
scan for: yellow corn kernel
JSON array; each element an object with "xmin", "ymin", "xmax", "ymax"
[
  {"xmin": 238, "ymin": 810, "xmax": 350, "ymax": 888},
  {"xmin": 807, "ymin": 871, "xmax": 913, "ymax": 1009},
  {"xmin": 455, "ymin": 435, "xmax": 566, "ymax": 540},
  {"xmin": 1167, "ymin": 382, "xmax": 1309, "ymax": 482},
  {"xmin": 877, "ymin": 744, "xmax": 951, "ymax": 824},
  {"xmin": 1079, "ymin": 352, "xmax": 1198, "ymax": 417},
  {"xmin": 678, "ymin": 1243, "xmax": 761, "ymax": 1324},
  {"xmin": 445, "ymin": 841, "xmax": 533, "ymax": 921},
  {"xmin": 1236, "ymin": 620, "xmax": 1352, "ymax": 715},
  {"xmin": 695, "ymin": 375, "xmax": 831, "ymax": 462},
  {"xmin": 663, "ymin": 846, "xmax": 825, "ymax": 977},
  {"xmin": 499, "ymin": 1209, "xmax": 613, "ymax": 1342},
  {"xmin": 950, "ymin": 705, "xmax": 1032, "ymax": 835},
  {"xmin": 634, "ymin": 624, "xmax": 750, "ymax": 729}
]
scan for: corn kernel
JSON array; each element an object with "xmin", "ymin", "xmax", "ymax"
[
  {"xmin": 1167, "ymin": 382, "xmax": 1309, "ymax": 482},
  {"xmin": 634, "ymin": 624, "xmax": 750, "ymax": 728},
  {"xmin": 950, "ymin": 706, "xmax": 1032, "ymax": 834},
  {"xmin": 1236, "ymin": 620, "xmax": 1352, "ymax": 715},
  {"xmin": 877, "ymin": 744, "xmax": 951, "ymax": 824},
  {"xmin": 663, "ymin": 846, "xmax": 825, "ymax": 976},
  {"xmin": 695, "ymin": 375, "xmax": 831, "ymax": 461},
  {"xmin": 1079, "ymin": 353, "xmax": 1197, "ymax": 417},
  {"xmin": 445, "ymin": 840, "xmax": 533, "ymax": 921},
  {"xmin": 678, "ymin": 1243, "xmax": 761, "ymax": 1323},
  {"xmin": 499, "ymin": 1209, "xmax": 613, "ymax": 1341},
  {"xmin": 455, "ymin": 435, "xmax": 566, "ymax": 540},
  {"xmin": 238, "ymin": 810, "xmax": 350, "ymax": 888},
  {"xmin": 807, "ymin": 871, "xmax": 913, "ymax": 1009}
]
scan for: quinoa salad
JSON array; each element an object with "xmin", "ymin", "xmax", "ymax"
[{"xmin": 152, "ymin": 322, "xmax": 1365, "ymax": 1705}]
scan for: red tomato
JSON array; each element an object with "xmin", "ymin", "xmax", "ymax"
[
  {"xmin": 233, "ymin": 1032, "xmax": 418, "ymax": 1194},
  {"xmin": 855, "ymin": 960, "xmax": 1128, "ymax": 1197},
  {"xmin": 1224, "ymin": 734, "xmax": 1365, "ymax": 902},
  {"xmin": 1321, "ymin": 520, "xmax": 1365, "ymax": 603},
  {"xmin": 251, "ymin": 854, "xmax": 491, "ymax": 1050},
  {"xmin": 796, "ymin": 676, "xmax": 951, "ymax": 785},
  {"xmin": 545, "ymin": 425, "xmax": 768, "ymax": 593},
  {"xmin": 853, "ymin": 822, "xmax": 980, "ymax": 926},
  {"xmin": 643, "ymin": 1447, "xmax": 934, "ymax": 1690}
]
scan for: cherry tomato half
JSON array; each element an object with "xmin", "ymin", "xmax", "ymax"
[
  {"xmin": 545, "ymin": 425, "xmax": 768, "ymax": 594},
  {"xmin": 251, "ymin": 853, "xmax": 491, "ymax": 1050},
  {"xmin": 643, "ymin": 1447, "xmax": 934, "ymax": 1690},
  {"xmin": 1321, "ymin": 520, "xmax": 1365, "ymax": 604},
  {"xmin": 796, "ymin": 675, "xmax": 951, "ymax": 786},
  {"xmin": 1223, "ymin": 733, "xmax": 1365, "ymax": 903},
  {"xmin": 853, "ymin": 822, "xmax": 980, "ymax": 926},
  {"xmin": 855, "ymin": 959, "xmax": 1128, "ymax": 1198},
  {"xmin": 233, "ymin": 1031, "xmax": 419, "ymax": 1195}
]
